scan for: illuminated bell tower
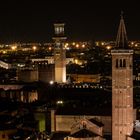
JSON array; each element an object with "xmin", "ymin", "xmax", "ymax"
[
  {"xmin": 111, "ymin": 14, "xmax": 134, "ymax": 140},
  {"xmin": 53, "ymin": 23, "xmax": 67, "ymax": 83}
]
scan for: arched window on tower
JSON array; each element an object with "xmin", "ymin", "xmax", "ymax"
[
  {"xmin": 120, "ymin": 59, "xmax": 123, "ymax": 67},
  {"xmin": 116, "ymin": 59, "xmax": 118, "ymax": 68},
  {"xmin": 123, "ymin": 59, "xmax": 126, "ymax": 67}
]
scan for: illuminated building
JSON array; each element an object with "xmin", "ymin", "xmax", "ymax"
[
  {"xmin": 17, "ymin": 68, "xmax": 38, "ymax": 83},
  {"xmin": 53, "ymin": 23, "xmax": 67, "ymax": 83},
  {"xmin": 64, "ymin": 118, "xmax": 104, "ymax": 140},
  {"xmin": 111, "ymin": 14, "xmax": 134, "ymax": 140},
  {"xmin": 51, "ymin": 109, "xmax": 111, "ymax": 136},
  {"xmin": 38, "ymin": 63, "xmax": 55, "ymax": 83}
]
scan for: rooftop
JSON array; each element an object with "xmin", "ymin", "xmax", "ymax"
[{"xmin": 70, "ymin": 129, "xmax": 98, "ymax": 138}]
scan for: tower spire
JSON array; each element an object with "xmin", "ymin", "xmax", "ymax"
[{"xmin": 116, "ymin": 12, "xmax": 128, "ymax": 49}]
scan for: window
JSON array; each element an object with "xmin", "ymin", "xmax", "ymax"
[
  {"xmin": 116, "ymin": 59, "xmax": 118, "ymax": 68},
  {"xmin": 116, "ymin": 59, "xmax": 127, "ymax": 68},
  {"xmin": 123, "ymin": 59, "xmax": 126, "ymax": 67},
  {"xmin": 120, "ymin": 59, "xmax": 123, "ymax": 67}
]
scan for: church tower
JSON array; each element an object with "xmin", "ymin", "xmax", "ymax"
[
  {"xmin": 111, "ymin": 14, "xmax": 134, "ymax": 140},
  {"xmin": 53, "ymin": 23, "xmax": 67, "ymax": 83}
]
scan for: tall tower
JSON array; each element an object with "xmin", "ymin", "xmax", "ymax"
[
  {"xmin": 111, "ymin": 14, "xmax": 134, "ymax": 140},
  {"xmin": 53, "ymin": 23, "xmax": 67, "ymax": 83}
]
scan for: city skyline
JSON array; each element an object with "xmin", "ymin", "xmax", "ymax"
[
  {"xmin": 0, "ymin": 1, "xmax": 140, "ymax": 42},
  {"xmin": 0, "ymin": 4, "xmax": 140, "ymax": 139}
]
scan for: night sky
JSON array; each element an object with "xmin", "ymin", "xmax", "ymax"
[{"xmin": 0, "ymin": 0, "xmax": 140, "ymax": 43}]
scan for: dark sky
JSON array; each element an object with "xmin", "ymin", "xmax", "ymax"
[{"xmin": 0, "ymin": 0, "xmax": 139, "ymax": 43}]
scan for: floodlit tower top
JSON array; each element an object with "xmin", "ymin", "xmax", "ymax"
[
  {"xmin": 53, "ymin": 23, "xmax": 67, "ymax": 41},
  {"xmin": 54, "ymin": 23, "xmax": 65, "ymax": 37},
  {"xmin": 115, "ymin": 12, "xmax": 128, "ymax": 49}
]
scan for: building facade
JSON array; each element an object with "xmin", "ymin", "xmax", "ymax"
[
  {"xmin": 64, "ymin": 118, "xmax": 105, "ymax": 140},
  {"xmin": 51, "ymin": 110, "xmax": 111, "ymax": 135}
]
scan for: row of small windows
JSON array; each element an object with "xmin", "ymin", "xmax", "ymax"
[
  {"xmin": 116, "ymin": 59, "xmax": 126, "ymax": 68},
  {"xmin": 55, "ymin": 27, "xmax": 64, "ymax": 35}
]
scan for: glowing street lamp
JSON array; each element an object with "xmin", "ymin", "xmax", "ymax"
[
  {"xmin": 56, "ymin": 100, "xmax": 63, "ymax": 104},
  {"xmin": 48, "ymin": 47, "xmax": 52, "ymax": 51},
  {"xmin": 72, "ymin": 42, "xmax": 75, "ymax": 46},
  {"xmin": 64, "ymin": 43, "xmax": 69, "ymax": 49},
  {"xmin": 32, "ymin": 46, "xmax": 37, "ymax": 51},
  {"xmin": 131, "ymin": 42, "xmax": 134, "ymax": 45},
  {"xmin": 82, "ymin": 44, "xmax": 85, "ymax": 48},
  {"xmin": 49, "ymin": 80, "xmax": 54, "ymax": 85},
  {"xmin": 2, "ymin": 51, "xmax": 6, "ymax": 54},
  {"xmin": 101, "ymin": 42, "xmax": 105, "ymax": 46},
  {"xmin": 11, "ymin": 45, "xmax": 17, "ymax": 51},
  {"xmin": 106, "ymin": 45, "xmax": 112, "ymax": 50},
  {"xmin": 76, "ymin": 44, "xmax": 79, "ymax": 48},
  {"xmin": 75, "ymin": 59, "xmax": 78, "ymax": 64},
  {"xmin": 65, "ymin": 43, "xmax": 69, "ymax": 47}
]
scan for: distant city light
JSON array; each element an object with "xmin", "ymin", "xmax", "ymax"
[
  {"xmin": 48, "ymin": 47, "xmax": 52, "ymax": 51},
  {"xmin": 2, "ymin": 51, "xmax": 6, "ymax": 54},
  {"xmin": 25, "ymin": 136, "xmax": 31, "ymax": 140},
  {"xmin": 64, "ymin": 43, "xmax": 69, "ymax": 49},
  {"xmin": 82, "ymin": 44, "xmax": 85, "ymax": 48},
  {"xmin": 76, "ymin": 44, "xmax": 79, "ymax": 48},
  {"xmin": 72, "ymin": 42, "xmax": 75, "ymax": 46},
  {"xmin": 57, "ymin": 100, "xmax": 63, "ymax": 104},
  {"xmin": 66, "ymin": 47, "xmax": 70, "ymax": 50},
  {"xmin": 80, "ymin": 53, "xmax": 84, "ymax": 55},
  {"xmin": 32, "ymin": 46, "xmax": 37, "ymax": 51},
  {"xmin": 106, "ymin": 45, "xmax": 112, "ymax": 50},
  {"xmin": 100, "ymin": 86, "xmax": 103, "ymax": 89},
  {"xmin": 11, "ymin": 45, "xmax": 17, "ymax": 51},
  {"xmin": 49, "ymin": 80, "xmax": 54, "ymax": 85},
  {"xmin": 96, "ymin": 42, "xmax": 99, "ymax": 46},
  {"xmin": 101, "ymin": 42, "xmax": 105, "ymax": 46},
  {"xmin": 75, "ymin": 59, "xmax": 78, "ymax": 64},
  {"xmin": 65, "ymin": 43, "xmax": 69, "ymax": 47}
]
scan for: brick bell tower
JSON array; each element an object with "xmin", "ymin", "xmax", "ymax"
[
  {"xmin": 111, "ymin": 13, "xmax": 134, "ymax": 140},
  {"xmin": 53, "ymin": 23, "xmax": 67, "ymax": 83}
]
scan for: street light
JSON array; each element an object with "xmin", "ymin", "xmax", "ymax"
[
  {"xmin": 11, "ymin": 45, "xmax": 17, "ymax": 51},
  {"xmin": 82, "ymin": 44, "xmax": 85, "ymax": 48},
  {"xmin": 106, "ymin": 45, "xmax": 112, "ymax": 50},
  {"xmin": 2, "ymin": 51, "xmax": 6, "ymax": 54},
  {"xmin": 72, "ymin": 42, "xmax": 75, "ymax": 46},
  {"xmin": 56, "ymin": 100, "xmax": 63, "ymax": 104},
  {"xmin": 32, "ymin": 46, "xmax": 37, "ymax": 51},
  {"xmin": 75, "ymin": 59, "xmax": 78, "ymax": 64},
  {"xmin": 49, "ymin": 80, "xmax": 54, "ymax": 85},
  {"xmin": 48, "ymin": 47, "xmax": 52, "ymax": 51},
  {"xmin": 76, "ymin": 44, "xmax": 79, "ymax": 48}
]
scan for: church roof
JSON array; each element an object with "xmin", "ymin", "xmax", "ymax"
[
  {"xmin": 115, "ymin": 12, "xmax": 129, "ymax": 49},
  {"xmin": 89, "ymin": 118, "xmax": 104, "ymax": 127},
  {"xmin": 70, "ymin": 128, "xmax": 98, "ymax": 138},
  {"xmin": 50, "ymin": 131, "xmax": 70, "ymax": 140}
]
